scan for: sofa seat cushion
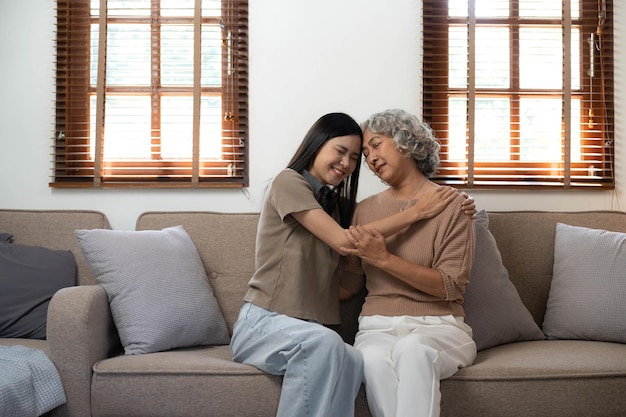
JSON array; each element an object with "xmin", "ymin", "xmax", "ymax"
[
  {"xmin": 94, "ymin": 345, "xmax": 258, "ymax": 374},
  {"xmin": 91, "ymin": 346, "xmax": 282, "ymax": 417},
  {"xmin": 0, "ymin": 338, "xmax": 48, "ymax": 353},
  {"xmin": 441, "ymin": 340, "xmax": 626, "ymax": 417},
  {"xmin": 452, "ymin": 340, "xmax": 626, "ymax": 380}
]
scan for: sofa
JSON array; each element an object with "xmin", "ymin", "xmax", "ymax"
[
  {"xmin": 2, "ymin": 208, "xmax": 626, "ymax": 417},
  {"xmin": 0, "ymin": 209, "xmax": 111, "ymax": 417}
]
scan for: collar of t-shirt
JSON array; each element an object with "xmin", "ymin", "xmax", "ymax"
[{"xmin": 299, "ymin": 169, "xmax": 339, "ymax": 215}]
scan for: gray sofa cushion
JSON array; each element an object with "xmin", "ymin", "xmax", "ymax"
[
  {"xmin": 543, "ymin": 223, "xmax": 626, "ymax": 343},
  {"xmin": 463, "ymin": 210, "xmax": 544, "ymax": 350},
  {"xmin": 0, "ymin": 209, "xmax": 111, "ymax": 286},
  {"xmin": 0, "ymin": 236, "xmax": 76, "ymax": 339},
  {"xmin": 75, "ymin": 226, "xmax": 229, "ymax": 355}
]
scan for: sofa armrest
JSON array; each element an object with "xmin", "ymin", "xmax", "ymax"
[{"xmin": 47, "ymin": 285, "xmax": 122, "ymax": 417}]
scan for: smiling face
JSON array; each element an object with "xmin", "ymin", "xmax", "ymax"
[
  {"xmin": 308, "ymin": 134, "xmax": 362, "ymax": 187},
  {"xmin": 361, "ymin": 128, "xmax": 409, "ymax": 185}
]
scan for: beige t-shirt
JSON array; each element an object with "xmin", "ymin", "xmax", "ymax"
[{"xmin": 244, "ymin": 169, "xmax": 342, "ymax": 324}]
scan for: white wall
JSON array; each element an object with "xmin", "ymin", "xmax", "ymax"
[{"xmin": 0, "ymin": 0, "xmax": 624, "ymax": 230}]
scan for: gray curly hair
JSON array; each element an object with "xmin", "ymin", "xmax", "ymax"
[{"xmin": 361, "ymin": 109, "xmax": 440, "ymax": 178}]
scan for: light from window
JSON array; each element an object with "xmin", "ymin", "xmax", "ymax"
[
  {"xmin": 52, "ymin": 0, "xmax": 248, "ymax": 188},
  {"xmin": 423, "ymin": 0, "xmax": 613, "ymax": 188}
]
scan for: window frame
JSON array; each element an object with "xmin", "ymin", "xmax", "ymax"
[
  {"xmin": 422, "ymin": 0, "xmax": 614, "ymax": 189},
  {"xmin": 51, "ymin": 0, "xmax": 249, "ymax": 188}
]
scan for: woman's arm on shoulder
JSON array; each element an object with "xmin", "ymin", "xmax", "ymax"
[
  {"xmin": 367, "ymin": 186, "xmax": 475, "ymax": 236},
  {"xmin": 292, "ymin": 186, "xmax": 470, "ymax": 255},
  {"xmin": 368, "ymin": 186, "xmax": 457, "ymax": 235},
  {"xmin": 292, "ymin": 186, "xmax": 453, "ymax": 254}
]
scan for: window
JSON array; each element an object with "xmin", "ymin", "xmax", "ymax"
[
  {"xmin": 52, "ymin": 0, "xmax": 248, "ymax": 188},
  {"xmin": 423, "ymin": 0, "xmax": 613, "ymax": 189}
]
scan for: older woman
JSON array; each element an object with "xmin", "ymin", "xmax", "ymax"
[{"xmin": 340, "ymin": 109, "xmax": 477, "ymax": 417}]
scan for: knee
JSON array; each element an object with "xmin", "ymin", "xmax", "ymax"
[
  {"xmin": 355, "ymin": 333, "xmax": 392, "ymax": 362},
  {"xmin": 396, "ymin": 335, "xmax": 438, "ymax": 359},
  {"xmin": 319, "ymin": 330, "xmax": 362, "ymax": 364},
  {"xmin": 307, "ymin": 327, "xmax": 348, "ymax": 355},
  {"xmin": 357, "ymin": 341, "xmax": 387, "ymax": 364},
  {"xmin": 354, "ymin": 344, "xmax": 391, "ymax": 380}
]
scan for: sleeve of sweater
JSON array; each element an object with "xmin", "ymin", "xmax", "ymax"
[{"xmin": 434, "ymin": 196, "xmax": 476, "ymax": 302}]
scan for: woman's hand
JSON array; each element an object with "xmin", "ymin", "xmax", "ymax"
[
  {"xmin": 341, "ymin": 225, "xmax": 390, "ymax": 268},
  {"xmin": 405, "ymin": 186, "xmax": 456, "ymax": 221},
  {"xmin": 459, "ymin": 191, "xmax": 477, "ymax": 218}
]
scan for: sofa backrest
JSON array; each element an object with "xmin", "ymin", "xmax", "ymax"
[
  {"xmin": 136, "ymin": 210, "xmax": 626, "ymax": 334},
  {"xmin": 487, "ymin": 210, "xmax": 626, "ymax": 326},
  {"xmin": 0, "ymin": 209, "xmax": 111, "ymax": 286},
  {"xmin": 136, "ymin": 211, "xmax": 259, "ymax": 332}
]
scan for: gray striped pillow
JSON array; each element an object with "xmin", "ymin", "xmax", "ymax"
[
  {"xmin": 463, "ymin": 210, "xmax": 544, "ymax": 351},
  {"xmin": 543, "ymin": 223, "xmax": 626, "ymax": 343},
  {"xmin": 75, "ymin": 226, "xmax": 229, "ymax": 355}
]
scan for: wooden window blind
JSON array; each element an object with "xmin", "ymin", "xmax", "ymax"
[
  {"xmin": 52, "ymin": 0, "xmax": 248, "ymax": 188},
  {"xmin": 423, "ymin": 0, "xmax": 613, "ymax": 189}
]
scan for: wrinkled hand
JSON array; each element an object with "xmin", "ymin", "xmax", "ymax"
[
  {"xmin": 406, "ymin": 186, "xmax": 456, "ymax": 220},
  {"xmin": 340, "ymin": 225, "xmax": 390, "ymax": 267}
]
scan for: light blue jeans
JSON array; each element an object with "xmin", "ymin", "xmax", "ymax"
[{"xmin": 230, "ymin": 302, "xmax": 364, "ymax": 417}]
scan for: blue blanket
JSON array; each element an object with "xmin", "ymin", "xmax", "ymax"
[{"xmin": 0, "ymin": 345, "xmax": 66, "ymax": 417}]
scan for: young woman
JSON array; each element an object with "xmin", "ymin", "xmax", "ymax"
[
  {"xmin": 230, "ymin": 112, "xmax": 474, "ymax": 417},
  {"xmin": 340, "ymin": 109, "xmax": 477, "ymax": 417}
]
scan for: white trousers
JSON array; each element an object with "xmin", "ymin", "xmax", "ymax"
[{"xmin": 354, "ymin": 315, "xmax": 476, "ymax": 417}]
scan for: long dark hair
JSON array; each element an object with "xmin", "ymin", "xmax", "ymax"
[{"xmin": 287, "ymin": 112, "xmax": 363, "ymax": 228}]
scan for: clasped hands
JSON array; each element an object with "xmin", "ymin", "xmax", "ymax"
[{"xmin": 340, "ymin": 225, "xmax": 389, "ymax": 267}]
